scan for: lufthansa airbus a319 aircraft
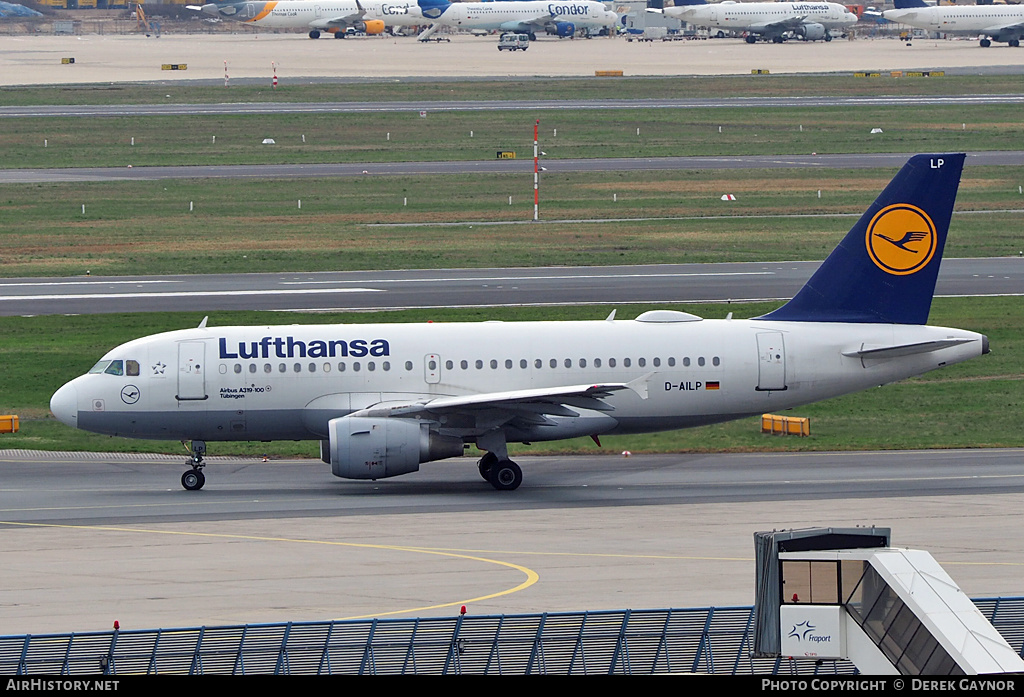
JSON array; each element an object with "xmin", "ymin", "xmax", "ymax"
[
  {"xmin": 188, "ymin": 0, "xmax": 424, "ymax": 39},
  {"xmin": 651, "ymin": 0, "xmax": 859, "ymax": 43},
  {"xmin": 50, "ymin": 154, "xmax": 987, "ymax": 492}
]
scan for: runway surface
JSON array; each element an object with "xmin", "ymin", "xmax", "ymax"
[
  {"xmin": 2, "ymin": 448, "xmax": 1023, "ymax": 635},
  {"xmin": 0, "ymin": 256, "xmax": 1019, "ymax": 316}
]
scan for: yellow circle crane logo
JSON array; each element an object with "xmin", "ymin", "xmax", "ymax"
[{"xmin": 865, "ymin": 204, "xmax": 937, "ymax": 276}]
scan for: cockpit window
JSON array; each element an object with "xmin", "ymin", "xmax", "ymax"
[{"xmin": 89, "ymin": 359, "xmax": 139, "ymax": 376}]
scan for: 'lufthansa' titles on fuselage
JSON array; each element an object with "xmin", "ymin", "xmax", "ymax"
[{"xmin": 219, "ymin": 336, "xmax": 391, "ymax": 360}]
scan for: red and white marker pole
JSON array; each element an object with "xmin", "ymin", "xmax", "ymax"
[
  {"xmin": 224, "ymin": 60, "xmax": 228, "ymax": 88},
  {"xmin": 533, "ymin": 119, "xmax": 540, "ymax": 221},
  {"xmin": 272, "ymin": 62, "xmax": 278, "ymax": 89}
]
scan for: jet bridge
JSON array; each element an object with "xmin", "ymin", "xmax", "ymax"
[{"xmin": 754, "ymin": 527, "xmax": 1024, "ymax": 675}]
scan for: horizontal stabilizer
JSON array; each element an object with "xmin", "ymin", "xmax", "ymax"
[{"xmin": 842, "ymin": 338, "xmax": 978, "ymax": 360}]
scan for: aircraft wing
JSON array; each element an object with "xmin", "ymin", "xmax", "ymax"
[
  {"xmin": 982, "ymin": 20, "xmax": 1024, "ymax": 34},
  {"xmin": 749, "ymin": 17, "xmax": 810, "ymax": 33},
  {"xmin": 352, "ymin": 379, "xmax": 650, "ymax": 423},
  {"xmin": 311, "ymin": 11, "xmax": 363, "ymax": 27}
]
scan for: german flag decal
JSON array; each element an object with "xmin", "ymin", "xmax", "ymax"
[{"xmin": 706, "ymin": 381, "xmax": 720, "ymax": 390}]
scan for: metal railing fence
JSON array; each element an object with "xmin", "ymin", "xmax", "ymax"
[{"xmin": 3, "ymin": 598, "xmax": 1022, "ymax": 675}]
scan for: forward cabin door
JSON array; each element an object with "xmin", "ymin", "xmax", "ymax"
[
  {"xmin": 756, "ymin": 332, "xmax": 787, "ymax": 392},
  {"xmin": 177, "ymin": 341, "xmax": 208, "ymax": 401}
]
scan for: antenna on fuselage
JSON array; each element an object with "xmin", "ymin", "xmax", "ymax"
[{"xmin": 198, "ymin": 316, "xmax": 209, "ymax": 329}]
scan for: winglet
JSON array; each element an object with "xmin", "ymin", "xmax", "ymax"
[{"xmin": 756, "ymin": 153, "xmax": 964, "ymax": 325}]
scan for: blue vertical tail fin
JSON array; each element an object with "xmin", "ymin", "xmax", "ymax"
[
  {"xmin": 892, "ymin": 0, "xmax": 930, "ymax": 8},
  {"xmin": 418, "ymin": 0, "xmax": 452, "ymax": 18},
  {"xmin": 756, "ymin": 153, "xmax": 965, "ymax": 325}
]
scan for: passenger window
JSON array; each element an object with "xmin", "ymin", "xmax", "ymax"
[
  {"xmin": 505, "ymin": 359, "xmax": 513, "ymax": 369},
  {"xmin": 638, "ymin": 358, "xmax": 646, "ymax": 368},
  {"xmin": 383, "ymin": 362, "xmax": 390, "ymax": 371},
  {"xmin": 668, "ymin": 357, "xmax": 676, "ymax": 367},
  {"xmin": 535, "ymin": 359, "xmax": 542, "ymax": 369},
  {"xmin": 339, "ymin": 362, "xmax": 347, "ymax": 372},
  {"xmin": 264, "ymin": 364, "xmax": 272, "ymax": 374},
  {"xmin": 580, "ymin": 358, "xmax": 587, "ymax": 368},
  {"xmin": 490, "ymin": 359, "xmax": 498, "ymax": 369},
  {"xmin": 594, "ymin": 358, "xmax": 602, "ymax": 368},
  {"xmin": 609, "ymin": 358, "xmax": 616, "ymax": 367},
  {"xmin": 623, "ymin": 358, "xmax": 631, "ymax": 368},
  {"xmin": 549, "ymin": 359, "xmax": 557, "ymax": 369},
  {"xmin": 126, "ymin": 360, "xmax": 140, "ymax": 376},
  {"xmin": 249, "ymin": 364, "xmax": 257, "ymax": 374},
  {"xmin": 461, "ymin": 360, "xmax": 468, "ymax": 370},
  {"xmin": 234, "ymin": 364, "xmax": 242, "ymax": 374},
  {"xmin": 653, "ymin": 357, "xmax": 661, "ymax": 367},
  {"xmin": 405, "ymin": 361, "xmax": 413, "ymax": 371},
  {"xmin": 520, "ymin": 359, "xmax": 527, "ymax": 369}
]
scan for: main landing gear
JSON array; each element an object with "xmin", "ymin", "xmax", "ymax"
[
  {"xmin": 181, "ymin": 439, "xmax": 206, "ymax": 491},
  {"xmin": 477, "ymin": 452, "xmax": 523, "ymax": 491}
]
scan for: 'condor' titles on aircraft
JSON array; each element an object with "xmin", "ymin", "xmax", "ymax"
[
  {"xmin": 51, "ymin": 154, "xmax": 988, "ymax": 492},
  {"xmin": 883, "ymin": 0, "xmax": 1024, "ymax": 48},
  {"xmin": 188, "ymin": 0, "xmax": 424, "ymax": 39},
  {"xmin": 416, "ymin": 0, "xmax": 618, "ymax": 39},
  {"xmin": 650, "ymin": 0, "xmax": 858, "ymax": 43}
]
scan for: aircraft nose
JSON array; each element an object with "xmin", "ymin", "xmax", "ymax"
[{"xmin": 50, "ymin": 382, "xmax": 78, "ymax": 428}]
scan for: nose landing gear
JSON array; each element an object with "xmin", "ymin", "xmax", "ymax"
[{"xmin": 181, "ymin": 439, "xmax": 207, "ymax": 491}]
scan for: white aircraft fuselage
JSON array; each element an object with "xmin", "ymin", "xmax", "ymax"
[
  {"xmin": 192, "ymin": 0, "xmax": 424, "ymax": 37},
  {"xmin": 53, "ymin": 317, "xmax": 983, "ymax": 444},
  {"xmin": 883, "ymin": 4, "xmax": 1024, "ymax": 47},
  {"xmin": 658, "ymin": 1, "xmax": 859, "ymax": 42},
  {"xmin": 418, "ymin": 0, "xmax": 618, "ymax": 36}
]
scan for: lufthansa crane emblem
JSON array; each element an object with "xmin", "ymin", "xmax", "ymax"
[{"xmin": 865, "ymin": 203, "xmax": 937, "ymax": 276}]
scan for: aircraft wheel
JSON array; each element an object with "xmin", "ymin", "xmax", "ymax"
[
  {"xmin": 309, "ymin": 30, "xmax": 321, "ymax": 39},
  {"xmin": 745, "ymin": 35, "xmax": 756, "ymax": 44},
  {"xmin": 980, "ymin": 38, "xmax": 991, "ymax": 47},
  {"xmin": 181, "ymin": 469, "xmax": 205, "ymax": 491},
  {"xmin": 489, "ymin": 460, "xmax": 522, "ymax": 491},
  {"xmin": 1010, "ymin": 39, "xmax": 1020, "ymax": 47},
  {"xmin": 334, "ymin": 31, "xmax": 346, "ymax": 39},
  {"xmin": 478, "ymin": 452, "xmax": 498, "ymax": 481}
]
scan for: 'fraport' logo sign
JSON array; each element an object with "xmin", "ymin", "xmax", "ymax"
[{"xmin": 865, "ymin": 203, "xmax": 937, "ymax": 276}]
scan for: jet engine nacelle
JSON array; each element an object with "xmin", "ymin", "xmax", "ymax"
[
  {"xmin": 354, "ymin": 19, "xmax": 386, "ymax": 34},
  {"xmin": 796, "ymin": 23, "xmax": 827, "ymax": 40},
  {"xmin": 323, "ymin": 415, "xmax": 464, "ymax": 480},
  {"xmin": 553, "ymin": 21, "xmax": 576, "ymax": 37}
]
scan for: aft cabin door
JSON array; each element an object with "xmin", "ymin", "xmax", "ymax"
[
  {"xmin": 177, "ymin": 341, "xmax": 208, "ymax": 401},
  {"xmin": 756, "ymin": 332, "xmax": 787, "ymax": 392}
]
